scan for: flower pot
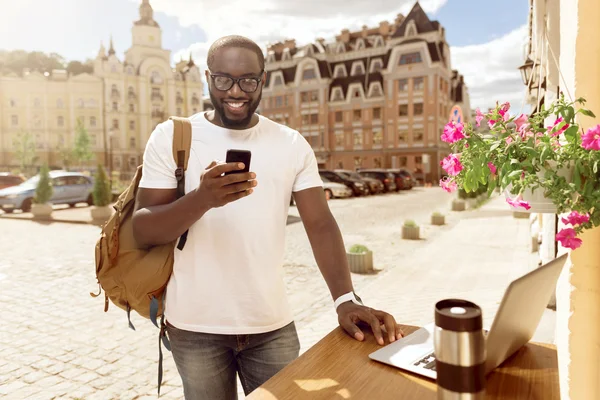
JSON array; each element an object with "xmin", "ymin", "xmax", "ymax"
[
  {"xmin": 402, "ymin": 226, "xmax": 420, "ymax": 240},
  {"xmin": 346, "ymin": 251, "xmax": 373, "ymax": 274},
  {"xmin": 31, "ymin": 203, "xmax": 53, "ymax": 220},
  {"xmin": 452, "ymin": 199, "xmax": 466, "ymax": 211},
  {"xmin": 506, "ymin": 164, "xmax": 574, "ymax": 213},
  {"xmin": 91, "ymin": 205, "xmax": 113, "ymax": 225},
  {"xmin": 431, "ymin": 215, "xmax": 445, "ymax": 226},
  {"xmin": 466, "ymin": 198, "xmax": 477, "ymax": 208}
]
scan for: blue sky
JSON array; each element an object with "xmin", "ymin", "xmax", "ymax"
[{"xmin": 0, "ymin": 0, "xmax": 530, "ymax": 109}]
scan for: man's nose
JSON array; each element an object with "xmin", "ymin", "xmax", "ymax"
[{"xmin": 228, "ymin": 81, "xmax": 243, "ymax": 97}]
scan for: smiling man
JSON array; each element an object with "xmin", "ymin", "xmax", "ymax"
[{"xmin": 132, "ymin": 35, "xmax": 403, "ymax": 400}]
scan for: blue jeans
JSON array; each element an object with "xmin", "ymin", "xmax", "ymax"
[{"xmin": 166, "ymin": 321, "xmax": 301, "ymax": 400}]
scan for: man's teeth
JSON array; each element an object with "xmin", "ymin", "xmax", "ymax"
[{"xmin": 226, "ymin": 102, "xmax": 244, "ymax": 108}]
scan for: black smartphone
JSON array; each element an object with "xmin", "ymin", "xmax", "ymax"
[{"xmin": 224, "ymin": 149, "xmax": 251, "ymax": 175}]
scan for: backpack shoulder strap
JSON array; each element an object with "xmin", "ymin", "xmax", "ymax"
[{"xmin": 170, "ymin": 117, "xmax": 192, "ymax": 171}]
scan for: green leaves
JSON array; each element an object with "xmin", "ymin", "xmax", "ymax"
[
  {"xmin": 564, "ymin": 125, "xmax": 579, "ymax": 144},
  {"xmin": 579, "ymin": 108, "xmax": 596, "ymax": 118}
]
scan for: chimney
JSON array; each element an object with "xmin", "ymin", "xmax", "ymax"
[
  {"xmin": 340, "ymin": 29, "xmax": 351, "ymax": 43},
  {"xmin": 379, "ymin": 20, "xmax": 390, "ymax": 35},
  {"xmin": 361, "ymin": 25, "xmax": 369, "ymax": 38},
  {"xmin": 283, "ymin": 39, "xmax": 296, "ymax": 50}
]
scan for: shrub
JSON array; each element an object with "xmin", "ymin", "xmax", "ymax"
[
  {"xmin": 34, "ymin": 164, "xmax": 53, "ymax": 204},
  {"xmin": 404, "ymin": 220, "xmax": 418, "ymax": 228},
  {"xmin": 92, "ymin": 164, "xmax": 112, "ymax": 207},
  {"xmin": 348, "ymin": 244, "xmax": 370, "ymax": 254}
]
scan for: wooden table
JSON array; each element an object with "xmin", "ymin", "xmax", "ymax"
[{"xmin": 247, "ymin": 325, "xmax": 559, "ymax": 400}]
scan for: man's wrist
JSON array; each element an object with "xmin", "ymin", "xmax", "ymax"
[{"xmin": 334, "ymin": 291, "xmax": 363, "ymax": 311}]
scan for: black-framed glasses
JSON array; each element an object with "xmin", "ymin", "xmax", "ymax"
[{"xmin": 209, "ymin": 70, "xmax": 264, "ymax": 93}]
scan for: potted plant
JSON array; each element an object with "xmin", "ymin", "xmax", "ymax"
[
  {"xmin": 346, "ymin": 244, "xmax": 373, "ymax": 274},
  {"xmin": 439, "ymin": 95, "xmax": 600, "ymax": 250},
  {"xmin": 431, "ymin": 211, "xmax": 445, "ymax": 226},
  {"xmin": 90, "ymin": 164, "xmax": 113, "ymax": 224},
  {"xmin": 31, "ymin": 164, "xmax": 53, "ymax": 220},
  {"xmin": 402, "ymin": 220, "xmax": 420, "ymax": 240},
  {"xmin": 450, "ymin": 189, "xmax": 467, "ymax": 211}
]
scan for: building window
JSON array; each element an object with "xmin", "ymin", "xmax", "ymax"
[
  {"xmin": 413, "ymin": 130, "xmax": 424, "ymax": 142},
  {"xmin": 414, "ymin": 103, "xmax": 424, "ymax": 115},
  {"xmin": 90, "ymin": 116, "xmax": 97, "ymax": 127},
  {"xmin": 335, "ymin": 111, "xmax": 343, "ymax": 123},
  {"xmin": 302, "ymin": 67, "xmax": 316, "ymax": 81},
  {"xmin": 374, "ymin": 157, "xmax": 382, "ymax": 168},
  {"xmin": 333, "ymin": 64, "xmax": 347, "ymax": 78},
  {"xmin": 399, "ymin": 52, "xmax": 422, "ymax": 65},
  {"xmin": 192, "ymin": 94, "xmax": 200, "ymax": 106},
  {"xmin": 353, "ymin": 109, "xmax": 362, "ymax": 122},
  {"xmin": 57, "ymin": 116, "xmax": 64, "ymax": 127},
  {"xmin": 56, "ymin": 99, "xmax": 63, "ymax": 109},
  {"xmin": 112, "ymin": 102, "xmax": 118, "ymax": 111},
  {"xmin": 398, "ymin": 132, "xmax": 407, "ymax": 143},
  {"xmin": 400, "ymin": 156, "xmax": 408, "ymax": 167},
  {"xmin": 275, "ymin": 96, "xmax": 283, "ymax": 107},
  {"xmin": 415, "ymin": 156, "xmax": 423, "ymax": 164},
  {"xmin": 351, "ymin": 62, "xmax": 365, "ymax": 76},
  {"xmin": 373, "ymin": 128, "xmax": 383, "ymax": 145},
  {"xmin": 354, "ymin": 157, "xmax": 363, "ymax": 168},
  {"xmin": 177, "ymin": 107, "xmax": 182, "ymax": 115},
  {"xmin": 373, "ymin": 108, "xmax": 381, "ymax": 120},
  {"xmin": 370, "ymin": 59, "xmax": 383, "ymax": 73},
  {"xmin": 335, "ymin": 132, "xmax": 344, "ymax": 147},
  {"xmin": 413, "ymin": 77, "xmax": 424, "ymax": 91},
  {"xmin": 332, "ymin": 88, "xmax": 344, "ymax": 102},
  {"xmin": 302, "ymin": 114, "xmax": 319, "ymax": 125},
  {"xmin": 352, "ymin": 88, "xmax": 361, "ymax": 98},
  {"xmin": 369, "ymin": 84, "xmax": 382, "ymax": 98},
  {"xmin": 273, "ymin": 75, "xmax": 283, "ymax": 86},
  {"xmin": 129, "ymin": 103, "xmax": 135, "ymax": 113},
  {"xmin": 301, "ymin": 91, "xmax": 318, "ymax": 103},
  {"xmin": 353, "ymin": 131, "xmax": 363, "ymax": 146},
  {"xmin": 150, "ymin": 71, "xmax": 163, "ymax": 85},
  {"xmin": 11, "ymin": 115, "xmax": 18, "ymax": 126},
  {"xmin": 398, "ymin": 79, "xmax": 408, "ymax": 92},
  {"xmin": 130, "ymin": 137, "xmax": 136, "ymax": 149},
  {"xmin": 192, "ymin": 108, "xmax": 197, "ymax": 114},
  {"xmin": 9, "ymin": 98, "xmax": 16, "ymax": 107},
  {"xmin": 90, "ymin": 135, "xmax": 97, "ymax": 147},
  {"xmin": 113, "ymin": 119, "xmax": 119, "ymax": 129},
  {"xmin": 151, "ymin": 88, "xmax": 163, "ymax": 102},
  {"xmin": 129, "ymin": 120, "xmax": 135, "ymax": 130},
  {"xmin": 399, "ymin": 104, "xmax": 409, "ymax": 117}
]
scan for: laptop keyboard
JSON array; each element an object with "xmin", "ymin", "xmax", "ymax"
[{"xmin": 413, "ymin": 352, "xmax": 437, "ymax": 371}]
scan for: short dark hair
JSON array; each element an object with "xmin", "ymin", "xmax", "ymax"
[{"xmin": 207, "ymin": 35, "xmax": 265, "ymax": 71}]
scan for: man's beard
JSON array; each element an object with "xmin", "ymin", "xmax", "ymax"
[{"xmin": 209, "ymin": 90, "xmax": 262, "ymax": 129}]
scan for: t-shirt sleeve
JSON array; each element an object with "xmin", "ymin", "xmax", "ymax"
[
  {"xmin": 292, "ymin": 132, "xmax": 323, "ymax": 192},
  {"xmin": 138, "ymin": 120, "xmax": 178, "ymax": 189}
]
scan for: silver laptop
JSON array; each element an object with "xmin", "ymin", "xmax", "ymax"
[{"xmin": 369, "ymin": 253, "xmax": 567, "ymax": 380}]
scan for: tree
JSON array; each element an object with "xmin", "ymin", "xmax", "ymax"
[
  {"xmin": 34, "ymin": 164, "xmax": 53, "ymax": 204},
  {"xmin": 67, "ymin": 60, "xmax": 94, "ymax": 76},
  {"xmin": 92, "ymin": 165, "xmax": 112, "ymax": 207},
  {"xmin": 0, "ymin": 50, "xmax": 65, "ymax": 75},
  {"xmin": 56, "ymin": 144, "xmax": 74, "ymax": 171},
  {"xmin": 72, "ymin": 118, "xmax": 93, "ymax": 166},
  {"xmin": 12, "ymin": 131, "xmax": 37, "ymax": 173}
]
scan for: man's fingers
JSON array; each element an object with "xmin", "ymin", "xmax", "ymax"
[
  {"xmin": 339, "ymin": 315, "xmax": 365, "ymax": 341},
  {"xmin": 360, "ymin": 310, "xmax": 384, "ymax": 345},
  {"xmin": 222, "ymin": 188, "xmax": 253, "ymax": 204},
  {"xmin": 222, "ymin": 180, "xmax": 257, "ymax": 195},
  {"xmin": 206, "ymin": 162, "xmax": 245, "ymax": 178},
  {"xmin": 205, "ymin": 160, "xmax": 218, "ymax": 170},
  {"xmin": 221, "ymin": 172, "xmax": 256, "ymax": 186},
  {"xmin": 372, "ymin": 310, "xmax": 400, "ymax": 343}
]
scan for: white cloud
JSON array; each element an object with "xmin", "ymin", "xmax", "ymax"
[{"xmin": 451, "ymin": 24, "xmax": 529, "ymax": 111}]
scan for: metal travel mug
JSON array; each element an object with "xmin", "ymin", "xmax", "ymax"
[{"xmin": 434, "ymin": 299, "xmax": 486, "ymax": 399}]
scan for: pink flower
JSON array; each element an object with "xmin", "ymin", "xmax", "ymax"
[
  {"xmin": 441, "ymin": 154, "xmax": 463, "ymax": 176},
  {"xmin": 475, "ymin": 108, "xmax": 484, "ymax": 127},
  {"xmin": 487, "ymin": 162, "xmax": 497, "ymax": 175},
  {"xmin": 488, "ymin": 119, "xmax": 497, "ymax": 129},
  {"xmin": 582, "ymin": 124, "xmax": 600, "ymax": 150},
  {"xmin": 506, "ymin": 196, "xmax": 531, "ymax": 210},
  {"xmin": 464, "ymin": 143, "xmax": 469, "ymax": 148},
  {"xmin": 440, "ymin": 178, "xmax": 457, "ymax": 193},
  {"xmin": 556, "ymin": 228, "xmax": 583, "ymax": 250},
  {"xmin": 506, "ymin": 136, "xmax": 514, "ymax": 145},
  {"xmin": 514, "ymin": 114, "xmax": 529, "ymax": 131},
  {"xmin": 441, "ymin": 121, "xmax": 466, "ymax": 144},
  {"xmin": 499, "ymin": 102, "xmax": 510, "ymax": 116},
  {"xmin": 547, "ymin": 117, "xmax": 569, "ymax": 137},
  {"xmin": 561, "ymin": 211, "xmax": 590, "ymax": 226}
]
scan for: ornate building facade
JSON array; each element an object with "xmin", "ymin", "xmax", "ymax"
[
  {"xmin": 0, "ymin": 0, "xmax": 203, "ymax": 174},
  {"xmin": 259, "ymin": 2, "xmax": 470, "ymax": 183}
]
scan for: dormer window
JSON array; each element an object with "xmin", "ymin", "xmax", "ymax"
[
  {"xmin": 336, "ymin": 42, "xmax": 345, "ymax": 54},
  {"xmin": 355, "ymin": 39, "xmax": 365, "ymax": 50},
  {"xmin": 331, "ymin": 87, "xmax": 344, "ymax": 102},
  {"xmin": 273, "ymin": 75, "xmax": 283, "ymax": 86},
  {"xmin": 305, "ymin": 45, "xmax": 314, "ymax": 56},
  {"xmin": 368, "ymin": 82, "xmax": 383, "ymax": 98},
  {"xmin": 333, "ymin": 64, "xmax": 347, "ymax": 78},
  {"xmin": 282, "ymin": 49, "xmax": 292, "ymax": 61},
  {"xmin": 351, "ymin": 61, "xmax": 365, "ymax": 76},
  {"xmin": 374, "ymin": 36, "xmax": 384, "ymax": 48},
  {"xmin": 302, "ymin": 67, "xmax": 317, "ymax": 81},
  {"xmin": 370, "ymin": 59, "xmax": 384, "ymax": 73},
  {"xmin": 267, "ymin": 52, "xmax": 276, "ymax": 63},
  {"xmin": 399, "ymin": 52, "xmax": 422, "ymax": 65},
  {"xmin": 406, "ymin": 20, "xmax": 418, "ymax": 37}
]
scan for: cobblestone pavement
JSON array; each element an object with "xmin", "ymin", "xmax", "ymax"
[{"xmin": 0, "ymin": 188, "xmax": 553, "ymax": 399}]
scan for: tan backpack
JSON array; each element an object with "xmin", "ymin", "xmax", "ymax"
[{"xmin": 91, "ymin": 116, "xmax": 192, "ymax": 395}]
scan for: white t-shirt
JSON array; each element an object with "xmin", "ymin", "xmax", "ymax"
[{"xmin": 138, "ymin": 112, "xmax": 323, "ymax": 334}]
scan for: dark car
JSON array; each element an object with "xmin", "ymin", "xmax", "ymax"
[
  {"xmin": 357, "ymin": 169, "xmax": 397, "ymax": 192},
  {"xmin": 388, "ymin": 169, "xmax": 414, "ymax": 190},
  {"xmin": 0, "ymin": 173, "xmax": 25, "ymax": 190},
  {"xmin": 334, "ymin": 169, "xmax": 384, "ymax": 195},
  {"xmin": 319, "ymin": 170, "xmax": 369, "ymax": 196}
]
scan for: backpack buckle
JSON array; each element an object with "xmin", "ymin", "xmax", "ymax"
[{"xmin": 175, "ymin": 167, "xmax": 183, "ymax": 182}]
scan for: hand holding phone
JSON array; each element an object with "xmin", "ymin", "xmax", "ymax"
[{"xmin": 195, "ymin": 150, "xmax": 256, "ymax": 209}]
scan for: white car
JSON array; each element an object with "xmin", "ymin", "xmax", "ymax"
[{"xmin": 321, "ymin": 177, "xmax": 353, "ymax": 200}]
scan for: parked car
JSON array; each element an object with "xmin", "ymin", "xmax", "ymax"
[
  {"xmin": 321, "ymin": 176, "xmax": 353, "ymax": 199},
  {"xmin": 319, "ymin": 170, "xmax": 369, "ymax": 196},
  {"xmin": 334, "ymin": 169, "xmax": 384, "ymax": 194},
  {"xmin": 0, "ymin": 170, "xmax": 94, "ymax": 213},
  {"xmin": 0, "ymin": 173, "xmax": 25, "ymax": 190},
  {"xmin": 357, "ymin": 169, "xmax": 397, "ymax": 192},
  {"xmin": 388, "ymin": 169, "xmax": 414, "ymax": 190}
]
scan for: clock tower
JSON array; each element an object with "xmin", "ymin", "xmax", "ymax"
[{"xmin": 132, "ymin": 0, "xmax": 162, "ymax": 48}]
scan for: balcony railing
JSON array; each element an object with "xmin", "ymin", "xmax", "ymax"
[{"xmin": 151, "ymin": 110, "xmax": 165, "ymax": 119}]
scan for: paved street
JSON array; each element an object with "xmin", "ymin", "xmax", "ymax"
[{"xmin": 0, "ymin": 188, "xmax": 554, "ymax": 399}]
